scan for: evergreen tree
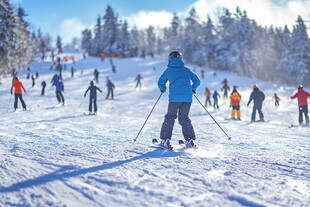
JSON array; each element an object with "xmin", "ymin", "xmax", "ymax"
[
  {"xmin": 280, "ymin": 16, "xmax": 310, "ymax": 85},
  {"xmin": 81, "ymin": 29, "xmax": 92, "ymax": 54},
  {"xmin": 101, "ymin": 5, "xmax": 118, "ymax": 55},
  {"xmin": 0, "ymin": 0, "xmax": 16, "ymax": 73},
  {"xmin": 146, "ymin": 26, "xmax": 156, "ymax": 56},
  {"xmin": 56, "ymin": 35, "xmax": 62, "ymax": 53},
  {"xmin": 91, "ymin": 15, "xmax": 101, "ymax": 55}
]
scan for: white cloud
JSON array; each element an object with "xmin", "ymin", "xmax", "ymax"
[
  {"xmin": 188, "ymin": 0, "xmax": 310, "ymax": 30},
  {"xmin": 59, "ymin": 18, "xmax": 87, "ymax": 44},
  {"xmin": 124, "ymin": 11, "xmax": 173, "ymax": 29}
]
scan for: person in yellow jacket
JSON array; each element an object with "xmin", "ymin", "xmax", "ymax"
[
  {"xmin": 230, "ymin": 86, "xmax": 241, "ymax": 120},
  {"xmin": 205, "ymin": 87, "xmax": 212, "ymax": 107}
]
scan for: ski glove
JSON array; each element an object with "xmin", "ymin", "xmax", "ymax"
[
  {"xmin": 192, "ymin": 90, "xmax": 196, "ymax": 94},
  {"xmin": 161, "ymin": 90, "xmax": 166, "ymax": 93}
]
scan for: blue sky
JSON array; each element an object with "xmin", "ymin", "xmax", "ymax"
[{"xmin": 11, "ymin": 0, "xmax": 310, "ymax": 45}]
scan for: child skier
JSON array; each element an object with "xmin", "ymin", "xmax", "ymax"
[
  {"xmin": 213, "ymin": 90, "xmax": 220, "ymax": 110},
  {"xmin": 106, "ymin": 78, "xmax": 115, "ymax": 99},
  {"xmin": 84, "ymin": 80, "xmax": 103, "ymax": 115},
  {"xmin": 290, "ymin": 85, "xmax": 310, "ymax": 125},
  {"xmin": 10, "ymin": 77, "xmax": 27, "ymax": 111},
  {"xmin": 274, "ymin": 93, "xmax": 280, "ymax": 107},
  {"xmin": 247, "ymin": 84, "xmax": 265, "ymax": 122},
  {"xmin": 52, "ymin": 75, "xmax": 65, "ymax": 105},
  {"xmin": 41, "ymin": 81, "xmax": 46, "ymax": 95},
  {"xmin": 230, "ymin": 87, "xmax": 242, "ymax": 120},
  {"xmin": 221, "ymin": 78, "xmax": 230, "ymax": 99},
  {"xmin": 135, "ymin": 74, "xmax": 143, "ymax": 89},
  {"xmin": 158, "ymin": 51, "xmax": 200, "ymax": 149},
  {"xmin": 204, "ymin": 87, "xmax": 212, "ymax": 107}
]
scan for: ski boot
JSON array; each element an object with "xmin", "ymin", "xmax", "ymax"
[
  {"xmin": 185, "ymin": 138, "xmax": 196, "ymax": 148},
  {"xmin": 160, "ymin": 139, "xmax": 173, "ymax": 150}
]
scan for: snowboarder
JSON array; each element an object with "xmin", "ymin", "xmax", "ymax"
[
  {"xmin": 213, "ymin": 90, "xmax": 220, "ymax": 110},
  {"xmin": 204, "ymin": 87, "xmax": 212, "ymax": 107},
  {"xmin": 106, "ymin": 78, "xmax": 115, "ymax": 99},
  {"xmin": 221, "ymin": 78, "xmax": 230, "ymax": 99},
  {"xmin": 52, "ymin": 75, "xmax": 65, "ymax": 105},
  {"xmin": 84, "ymin": 80, "xmax": 103, "ymax": 115},
  {"xmin": 247, "ymin": 84, "xmax": 265, "ymax": 122},
  {"xmin": 274, "ymin": 93, "xmax": 280, "ymax": 107},
  {"xmin": 94, "ymin": 68, "xmax": 99, "ymax": 83},
  {"xmin": 135, "ymin": 74, "xmax": 143, "ymax": 89},
  {"xmin": 158, "ymin": 51, "xmax": 200, "ymax": 149},
  {"xmin": 290, "ymin": 85, "xmax": 310, "ymax": 126},
  {"xmin": 230, "ymin": 87, "xmax": 242, "ymax": 120},
  {"xmin": 31, "ymin": 74, "xmax": 35, "ymax": 87},
  {"xmin": 10, "ymin": 77, "xmax": 27, "ymax": 111},
  {"xmin": 41, "ymin": 81, "xmax": 46, "ymax": 96}
]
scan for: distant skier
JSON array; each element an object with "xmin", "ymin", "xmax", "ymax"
[
  {"xmin": 230, "ymin": 87, "xmax": 242, "ymax": 120},
  {"xmin": 221, "ymin": 78, "xmax": 230, "ymax": 99},
  {"xmin": 26, "ymin": 67, "xmax": 31, "ymax": 79},
  {"xmin": 71, "ymin": 66, "xmax": 75, "ymax": 78},
  {"xmin": 84, "ymin": 80, "xmax": 103, "ymax": 115},
  {"xmin": 41, "ymin": 81, "xmax": 46, "ymax": 95},
  {"xmin": 94, "ymin": 68, "xmax": 99, "ymax": 83},
  {"xmin": 135, "ymin": 74, "xmax": 143, "ymax": 89},
  {"xmin": 247, "ymin": 84, "xmax": 265, "ymax": 122},
  {"xmin": 31, "ymin": 74, "xmax": 35, "ymax": 87},
  {"xmin": 274, "ymin": 93, "xmax": 280, "ymax": 107},
  {"xmin": 200, "ymin": 69, "xmax": 205, "ymax": 79},
  {"xmin": 35, "ymin": 72, "xmax": 39, "ymax": 79},
  {"xmin": 158, "ymin": 51, "xmax": 200, "ymax": 149},
  {"xmin": 290, "ymin": 85, "xmax": 310, "ymax": 126},
  {"xmin": 106, "ymin": 78, "xmax": 115, "ymax": 99},
  {"xmin": 212, "ymin": 90, "xmax": 220, "ymax": 110},
  {"xmin": 52, "ymin": 75, "xmax": 65, "ymax": 105},
  {"xmin": 204, "ymin": 87, "xmax": 212, "ymax": 107},
  {"xmin": 10, "ymin": 77, "xmax": 27, "ymax": 111}
]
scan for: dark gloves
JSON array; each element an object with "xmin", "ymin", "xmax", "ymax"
[
  {"xmin": 161, "ymin": 90, "xmax": 166, "ymax": 93},
  {"xmin": 192, "ymin": 90, "xmax": 196, "ymax": 94},
  {"xmin": 229, "ymin": 105, "xmax": 232, "ymax": 108}
]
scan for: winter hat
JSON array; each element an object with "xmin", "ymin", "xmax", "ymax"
[
  {"xmin": 168, "ymin": 51, "xmax": 182, "ymax": 61},
  {"xmin": 90, "ymin": 80, "xmax": 94, "ymax": 86},
  {"xmin": 253, "ymin": 84, "xmax": 258, "ymax": 90}
]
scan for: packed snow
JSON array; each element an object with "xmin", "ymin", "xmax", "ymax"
[{"xmin": 0, "ymin": 52, "xmax": 309, "ymax": 207}]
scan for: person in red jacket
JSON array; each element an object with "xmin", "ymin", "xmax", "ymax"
[
  {"xmin": 10, "ymin": 77, "xmax": 27, "ymax": 111},
  {"xmin": 291, "ymin": 85, "xmax": 310, "ymax": 125}
]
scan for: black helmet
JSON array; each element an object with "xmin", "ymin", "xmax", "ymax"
[
  {"xmin": 168, "ymin": 51, "xmax": 182, "ymax": 61},
  {"xmin": 298, "ymin": 85, "xmax": 303, "ymax": 89}
]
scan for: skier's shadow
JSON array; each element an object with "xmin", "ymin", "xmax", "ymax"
[{"xmin": 0, "ymin": 148, "xmax": 180, "ymax": 193}]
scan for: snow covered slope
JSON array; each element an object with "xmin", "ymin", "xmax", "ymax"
[{"xmin": 0, "ymin": 54, "xmax": 309, "ymax": 207}]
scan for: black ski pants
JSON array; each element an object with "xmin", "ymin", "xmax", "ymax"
[
  {"xmin": 135, "ymin": 81, "xmax": 142, "ymax": 89},
  {"xmin": 56, "ymin": 91, "xmax": 65, "ymax": 103},
  {"xmin": 14, "ymin": 94, "xmax": 26, "ymax": 110},
  {"xmin": 298, "ymin": 105, "xmax": 309, "ymax": 125},
  {"xmin": 89, "ymin": 97, "xmax": 97, "ymax": 112},
  {"xmin": 251, "ymin": 104, "xmax": 264, "ymax": 121},
  {"xmin": 106, "ymin": 88, "xmax": 114, "ymax": 99},
  {"xmin": 160, "ymin": 102, "xmax": 195, "ymax": 141},
  {"xmin": 41, "ymin": 86, "xmax": 45, "ymax": 95}
]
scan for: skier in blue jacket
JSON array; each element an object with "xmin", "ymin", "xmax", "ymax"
[
  {"xmin": 158, "ymin": 51, "xmax": 200, "ymax": 149},
  {"xmin": 52, "ymin": 75, "xmax": 65, "ymax": 105}
]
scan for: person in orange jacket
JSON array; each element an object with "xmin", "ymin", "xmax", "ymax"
[
  {"xmin": 10, "ymin": 77, "xmax": 27, "ymax": 111},
  {"xmin": 230, "ymin": 86, "xmax": 241, "ymax": 120}
]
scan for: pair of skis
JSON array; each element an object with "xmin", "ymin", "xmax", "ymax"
[{"xmin": 152, "ymin": 138, "xmax": 196, "ymax": 151}]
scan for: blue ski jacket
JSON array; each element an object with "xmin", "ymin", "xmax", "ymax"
[
  {"xmin": 158, "ymin": 57, "xmax": 200, "ymax": 103},
  {"xmin": 53, "ymin": 79, "xmax": 63, "ymax": 92}
]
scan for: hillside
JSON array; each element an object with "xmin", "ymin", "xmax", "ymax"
[{"xmin": 0, "ymin": 53, "xmax": 309, "ymax": 207}]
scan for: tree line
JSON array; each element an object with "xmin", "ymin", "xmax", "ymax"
[{"xmin": 81, "ymin": 5, "xmax": 310, "ymax": 86}]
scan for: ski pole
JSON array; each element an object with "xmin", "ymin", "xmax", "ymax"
[
  {"xmin": 193, "ymin": 93, "xmax": 231, "ymax": 140},
  {"xmin": 134, "ymin": 93, "xmax": 163, "ymax": 142},
  {"xmin": 79, "ymin": 96, "xmax": 85, "ymax": 107}
]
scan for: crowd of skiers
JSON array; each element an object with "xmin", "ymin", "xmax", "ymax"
[{"xmin": 7, "ymin": 50, "xmax": 310, "ymax": 150}]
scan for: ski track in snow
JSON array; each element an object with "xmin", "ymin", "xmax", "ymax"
[{"xmin": 0, "ymin": 53, "xmax": 309, "ymax": 207}]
